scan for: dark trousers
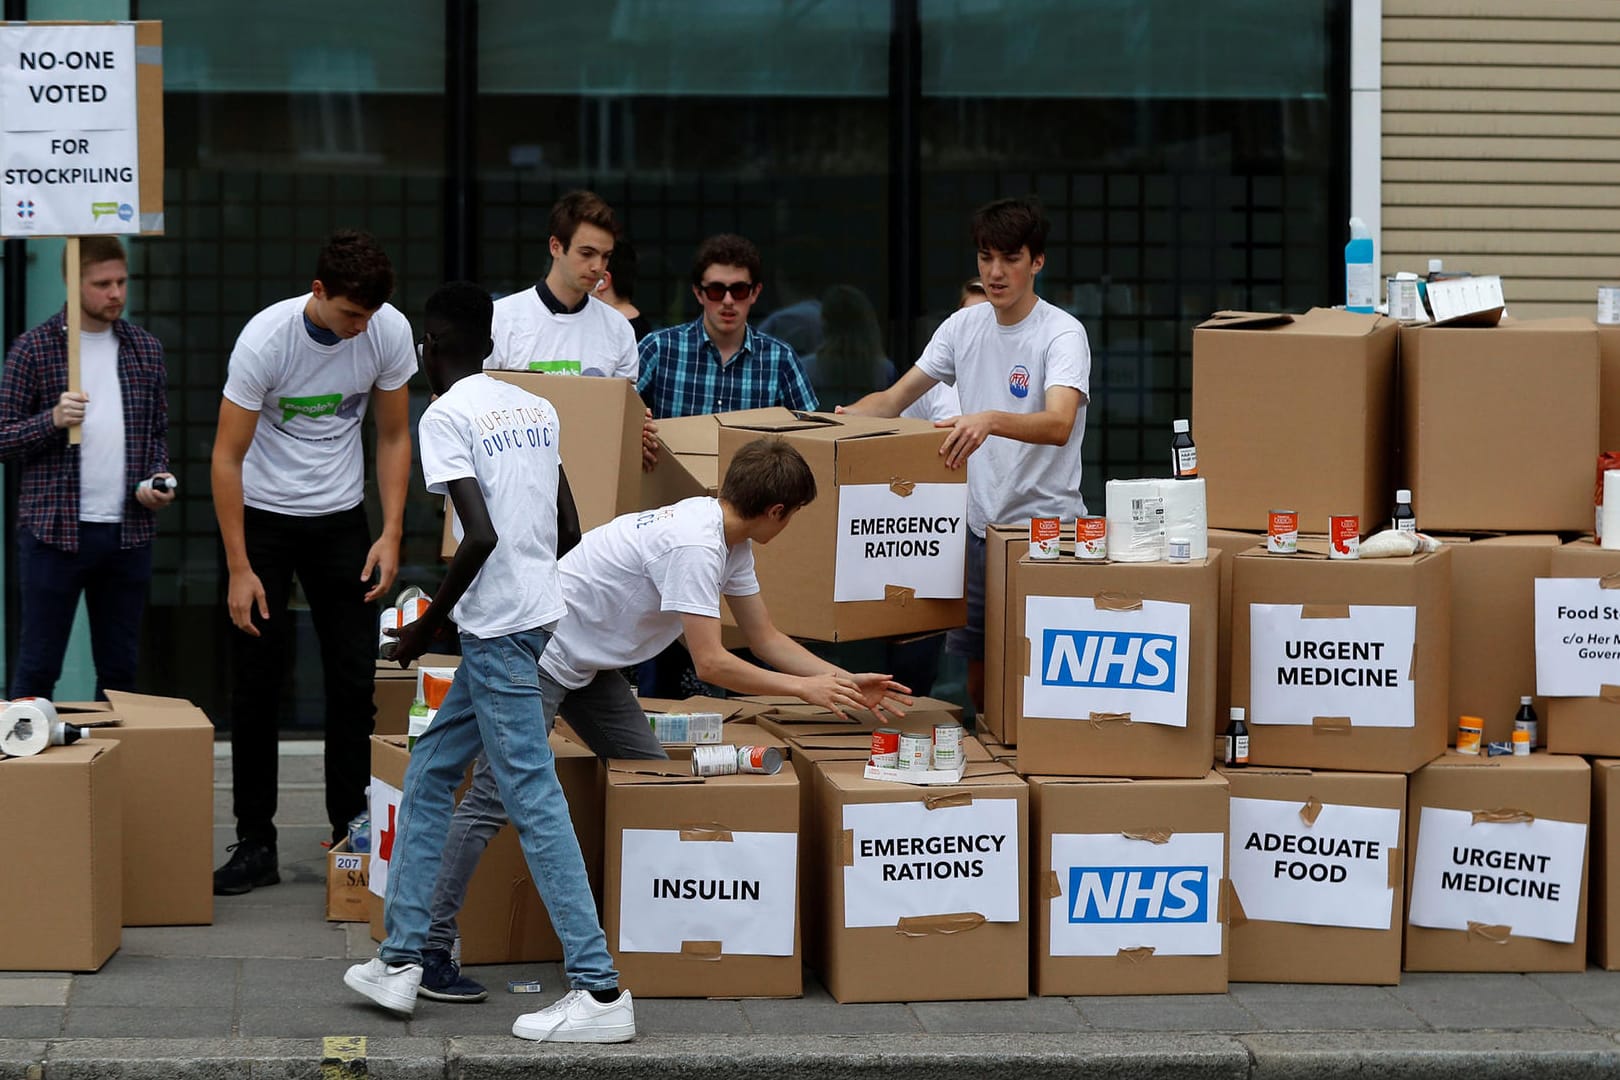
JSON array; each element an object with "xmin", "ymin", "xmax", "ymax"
[
  {"xmin": 229, "ymin": 505, "xmax": 377, "ymax": 848},
  {"xmin": 11, "ymin": 523, "xmax": 152, "ymax": 700}
]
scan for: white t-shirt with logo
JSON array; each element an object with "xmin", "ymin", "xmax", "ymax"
[
  {"xmin": 419, "ymin": 374, "xmax": 567, "ymax": 639},
  {"xmin": 540, "ymin": 497, "xmax": 759, "ymax": 689},
  {"xmin": 223, "ymin": 295, "xmax": 416, "ymax": 516},
  {"xmin": 78, "ymin": 327, "xmax": 126, "ymax": 523},
  {"xmin": 488, "ymin": 288, "xmax": 638, "ymax": 378},
  {"xmin": 915, "ymin": 297, "xmax": 1091, "ymax": 535}
]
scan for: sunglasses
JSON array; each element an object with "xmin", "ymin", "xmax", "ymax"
[{"xmin": 698, "ymin": 280, "xmax": 756, "ymax": 302}]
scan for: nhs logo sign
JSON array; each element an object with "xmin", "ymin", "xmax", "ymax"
[
  {"xmin": 1049, "ymin": 832, "xmax": 1226, "ymax": 958},
  {"xmin": 1023, "ymin": 595, "xmax": 1192, "ymax": 727},
  {"xmin": 1068, "ymin": 866, "xmax": 1208, "ymax": 923}
]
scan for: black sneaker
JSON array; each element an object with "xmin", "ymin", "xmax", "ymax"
[
  {"xmin": 418, "ymin": 949, "xmax": 489, "ymax": 1003},
  {"xmin": 213, "ymin": 841, "xmax": 280, "ymax": 895}
]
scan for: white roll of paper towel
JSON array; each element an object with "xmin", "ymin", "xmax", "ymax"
[
  {"xmin": 0, "ymin": 698, "xmax": 55, "ymax": 758},
  {"xmin": 1602, "ymin": 470, "xmax": 1620, "ymax": 550},
  {"xmin": 1160, "ymin": 477, "xmax": 1208, "ymax": 560},
  {"xmin": 1106, "ymin": 478, "xmax": 1209, "ymax": 562}
]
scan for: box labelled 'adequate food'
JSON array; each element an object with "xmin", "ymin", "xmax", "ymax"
[
  {"xmin": 1538, "ymin": 540, "xmax": 1620, "ymax": 757},
  {"xmin": 1222, "ymin": 766, "xmax": 1405, "ymax": 985},
  {"xmin": 1012, "ymin": 553, "xmax": 1220, "ymax": 778},
  {"xmin": 814, "ymin": 759, "xmax": 1028, "ymax": 1003},
  {"xmin": 1030, "ymin": 772, "xmax": 1229, "ymax": 996},
  {"xmin": 1404, "ymin": 752, "xmax": 1589, "ymax": 973},
  {"xmin": 1231, "ymin": 547, "xmax": 1450, "ymax": 773},
  {"xmin": 714, "ymin": 408, "xmax": 967, "ymax": 642}
]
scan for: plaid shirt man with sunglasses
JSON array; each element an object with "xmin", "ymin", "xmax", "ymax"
[{"xmin": 635, "ymin": 233, "xmax": 816, "ymax": 420}]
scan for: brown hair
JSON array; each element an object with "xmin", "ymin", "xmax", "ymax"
[
  {"xmin": 721, "ymin": 436, "xmax": 816, "ymax": 518},
  {"xmin": 549, "ymin": 190, "xmax": 617, "ymax": 252},
  {"xmin": 691, "ymin": 234, "xmax": 763, "ymax": 289},
  {"xmin": 971, "ymin": 196, "xmax": 1051, "ymax": 259},
  {"xmin": 315, "ymin": 230, "xmax": 395, "ymax": 310},
  {"xmin": 64, "ymin": 236, "xmax": 126, "ymax": 278}
]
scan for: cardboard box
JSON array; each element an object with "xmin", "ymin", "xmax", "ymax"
[
  {"xmin": 442, "ymin": 371, "xmax": 646, "ymax": 557},
  {"xmin": 80, "ymin": 692, "xmax": 214, "ymax": 927},
  {"xmin": 1401, "ymin": 319, "xmax": 1599, "ymax": 532},
  {"xmin": 1232, "ymin": 547, "xmax": 1450, "ymax": 774},
  {"xmin": 1192, "ymin": 309, "xmax": 1398, "ymax": 531},
  {"xmin": 1222, "ymin": 767, "xmax": 1405, "ymax": 985},
  {"xmin": 1438, "ymin": 535, "xmax": 1557, "ymax": 746},
  {"xmin": 367, "ymin": 733, "xmax": 604, "ymax": 964},
  {"xmin": 1600, "ymin": 325, "xmax": 1620, "ymax": 454},
  {"xmin": 714, "ymin": 408, "xmax": 967, "ymax": 642},
  {"xmin": 983, "ymin": 522, "xmax": 1071, "ymax": 745},
  {"xmin": 603, "ymin": 751, "xmax": 801, "ymax": 998},
  {"xmin": 327, "ymin": 838, "xmax": 371, "ymax": 922},
  {"xmin": 1012, "ymin": 553, "xmax": 1221, "ymax": 778},
  {"xmin": 751, "ymin": 695, "xmax": 963, "ymax": 743},
  {"xmin": 1209, "ymin": 530, "xmax": 1265, "ymax": 723},
  {"xmin": 1592, "ymin": 759, "xmax": 1620, "ymax": 970},
  {"xmin": 1030, "ymin": 772, "xmax": 1228, "ymax": 995},
  {"xmin": 1404, "ymin": 752, "xmax": 1589, "ymax": 972},
  {"xmin": 639, "ymin": 413, "xmax": 721, "ymax": 511},
  {"xmin": 1542, "ymin": 540, "xmax": 1620, "ymax": 757},
  {"xmin": 373, "ymin": 653, "xmax": 461, "ymax": 737},
  {"xmin": 0, "ymin": 741, "xmax": 122, "ymax": 971},
  {"xmin": 815, "ymin": 759, "xmax": 1028, "ymax": 1002}
]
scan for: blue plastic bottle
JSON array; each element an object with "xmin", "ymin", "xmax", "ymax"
[{"xmin": 1345, "ymin": 217, "xmax": 1374, "ymax": 313}]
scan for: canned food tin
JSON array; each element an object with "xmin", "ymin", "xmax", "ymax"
[
  {"xmin": 400, "ymin": 596, "xmax": 430, "ymax": 624},
  {"xmin": 1029, "ymin": 517, "xmax": 1061, "ymax": 559},
  {"xmin": 691, "ymin": 744, "xmax": 740, "ymax": 776},
  {"xmin": 1076, "ymin": 516, "xmax": 1108, "ymax": 560},
  {"xmin": 736, "ymin": 745, "xmax": 784, "ymax": 775},
  {"xmin": 377, "ymin": 606, "xmax": 402, "ymax": 656},
  {"xmin": 1600, "ymin": 285, "xmax": 1620, "ymax": 326},
  {"xmin": 1388, "ymin": 276, "xmax": 1424, "ymax": 321},
  {"xmin": 871, "ymin": 727, "xmax": 901, "ymax": 768},
  {"xmin": 1267, "ymin": 510, "xmax": 1298, "ymax": 554},
  {"xmin": 897, "ymin": 732, "xmax": 931, "ymax": 771},
  {"xmin": 932, "ymin": 722, "xmax": 963, "ymax": 769},
  {"xmin": 1329, "ymin": 515, "xmax": 1360, "ymax": 560}
]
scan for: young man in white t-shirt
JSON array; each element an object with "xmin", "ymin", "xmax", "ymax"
[
  {"xmin": 415, "ymin": 437, "xmax": 911, "ymax": 1003},
  {"xmin": 841, "ymin": 196, "xmax": 1091, "ymax": 711},
  {"xmin": 485, "ymin": 190, "xmax": 638, "ymax": 379},
  {"xmin": 344, "ymin": 281, "xmax": 635, "ymax": 1043},
  {"xmin": 211, "ymin": 231, "xmax": 416, "ymax": 895}
]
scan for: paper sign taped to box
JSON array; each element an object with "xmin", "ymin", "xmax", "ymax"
[
  {"xmin": 841, "ymin": 799, "xmax": 1019, "ymax": 928},
  {"xmin": 1248, "ymin": 604, "xmax": 1417, "ymax": 727},
  {"xmin": 833, "ymin": 482, "xmax": 967, "ymax": 602},
  {"xmin": 1408, "ymin": 806, "xmax": 1585, "ymax": 944},
  {"xmin": 1228, "ymin": 796, "xmax": 1399, "ymax": 930},
  {"xmin": 366, "ymin": 777, "xmax": 403, "ymax": 899},
  {"xmin": 1533, "ymin": 578, "xmax": 1620, "ymax": 697},
  {"xmin": 1048, "ymin": 832, "xmax": 1225, "ymax": 957},
  {"xmin": 617, "ymin": 829, "xmax": 798, "ymax": 956},
  {"xmin": 1022, "ymin": 595, "xmax": 1192, "ymax": 727}
]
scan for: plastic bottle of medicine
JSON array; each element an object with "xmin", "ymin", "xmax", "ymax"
[
  {"xmin": 1511, "ymin": 729, "xmax": 1531, "ymax": 756},
  {"xmin": 1392, "ymin": 489, "xmax": 1416, "ymax": 534},
  {"xmin": 1456, "ymin": 715, "xmax": 1484, "ymax": 755},
  {"xmin": 1225, "ymin": 707, "xmax": 1249, "ymax": 768},
  {"xmin": 1171, "ymin": 419, "xmax": 1197, "ymax": 479},
  {"xmin": 1514, "ymin": 695, "xmax": 1538, "ymax": 747}
]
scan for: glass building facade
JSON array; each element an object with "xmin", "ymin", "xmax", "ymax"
[{"xmin": 1, "ymin": 1, "xmax": 1349, "ymax": 724}]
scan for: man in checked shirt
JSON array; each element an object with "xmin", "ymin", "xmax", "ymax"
[{"xmin": 0, "ymin": 235, "xmax": 175, "ymax": 699}]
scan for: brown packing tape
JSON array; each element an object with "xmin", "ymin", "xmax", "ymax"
[
  {"xmin": 679, "ymin": 823, "xmax": 735, "ymax": 842},
  {"xmin": 894, "ymin": 912, "xmax": 986, "ymax": 937},
  {"xmin": 841, "ymin": 829, "xmax": 855, "ymax": 867},
  {"xmin": 681, "ymin": 940, "xmax": 724, "ymax": 960},
  {"xmin": 1298, "ymin": 796, "xmax": 1324, "ymax": 827},
  {"xmin": 1123, "ymin": 827, "xmax": 1172, "ymax": 845},
  {"xmin": 1601, "ymin": 685, "xmax": 1620, "ymax": 706},
  {"xmin": 884, "ymin": 584, "xmax": 917, "ymax": 606},
  {"xmin": 1601, "ymin": 572, "xmax": 1620, "ymax": 590},
  {"xmin": 1094, "ymin": 591, "xmax": 1144, "ymax": 613},
  {"xmin": 1044, "ymin": 871, "xmax": 1062, "ymax": 901},
  {"xmin": 1388, "ymin": 848, "xmax": 1402, "ymax": 890},
  {"xmin": 1226, "ymin": 880, "xmax": 1248, "ymax": 927},
  {"xmin": 1300, "ymin": 604, "xmax": 1351, "ymax": 620},
  {"xmin": 889, "ymin": 478, "xmax": 916, "ymax": 497},
  {"xmin": 1471, "ymin": 808, "xmax": 1535, "ymax": 826},
  {"xmin": 1409, "ymin": 643, "xmax": 1418, "ymax": 683},
  {"xmin": 1466, "ymin": 921, "xmax": 1512, "ymax": 945},
  {"xmin": 1116, "ymin": 946, "xmax": 1156, "ymax": 963},
  {"xmin": 1088, "ymin": 711, "xmax": 1133, "ymax": 728},
  {"xmin": 924, "ymin": 791, "xmax": 974, "ymax": 811},
  {"xmin": 1312, "ymin": 716, "xmax": 1352, "ymax": 733}
]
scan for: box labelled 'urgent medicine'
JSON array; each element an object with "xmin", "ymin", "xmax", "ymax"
[
  {"xmin": 1222, "ymin": 767, "xmax": 1405, "ymax": 985},
  {"xmin": 1232, "ymin": 547, "xmax": 1450, "ymax": 774},
  {"xmin": 1538, "ymin": 540, "xmax": 1620, "ymax": 757},
  {"xmin": 815, "ymin": 759, "xmax": 1028, "ymax": 1003},
  {"xmin": 714, "ymin": 408, "xmax": 967, "ymax": 642},
  {"xmin": 1030, "ymin": 772, "xmax": 1229, "ymax": 996},
  {"xmin": 1012, "ymin": 553, "xmax": 1220, "ymax": 778},
  {"xmin": 1404, "ymin": 752, "xmax": 1589, "ymax": 973}
]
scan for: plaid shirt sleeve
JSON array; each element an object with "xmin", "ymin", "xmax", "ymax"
[
  {"xmin": 0, "ymin": 321, "xmax": 65, "ymax": 462},
  {"xmin": 774, "ymin": 341, "xmax": 819, "ymax": 412}
]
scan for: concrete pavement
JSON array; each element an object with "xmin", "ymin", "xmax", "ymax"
[{"xmin": 5, "ymin": 745, "xmax": 1620, "ymax": 1078}]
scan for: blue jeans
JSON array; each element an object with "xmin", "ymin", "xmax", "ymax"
[{"xmin": 379, "ymin": 627, "xmax": 617, "ymax": 991}]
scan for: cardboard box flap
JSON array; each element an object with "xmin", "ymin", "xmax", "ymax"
[
  {"xmin": 654, "ymin": 414, "xmax": 720, "ymax": 456},
  {"xmin": 636, "ymin": 697, "xmax": 746, "ymax": 722},
  {"xmin": 714, "ymin": 407, "xmax": 841, "ymax": 433},
  {"xmin": 789, "ymin": 733, "xmax": 874, "ymax": 750},
  {"xmin": 608, "ymin": 760, "xmax": 703, "ymax": 785},
  {"xmin": 102, "ymin": 691, "xmax": 213, "ymax": 729},
  {"xmin": 1198, "ymin": 310, "xmax": 1295, "ymax": 330}
]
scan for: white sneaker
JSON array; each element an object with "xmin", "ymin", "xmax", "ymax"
[
  {"xmin": 344, "ymin": 958, "xmax": 423, "ymax": 1017},
  {"xmin": 512, "ymin": 988, "xmax": 636, "ymax": 1043}
]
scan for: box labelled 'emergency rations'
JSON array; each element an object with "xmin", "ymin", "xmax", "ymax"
[
  {"xmin": 442, "ymin": 371, "xmax": 645, "ymax": 557},
  {"xmin": 1401, "ymin": 319, "xmax": 1598, "ymax": 532},
  {"xmin": 815, "ymin": 759, "xmax": 1028, "ymax": 1003},
  {"xmin": 1012, "ymin": 553, "xmax": 1220, "ymax": 778},
  {"xmin": 0, "ymin": 740, "xmax": 122, "ymax": 971},
  {"xmin": 1405, "ymin": 752, "xmax": 1589, "ymax": 972},
  {"xmin": 1540, "ymin": 540, "xmax": 1620, "ymax": 757},
  {"xmin": 714, "ymin": 408, "xmax": 967, "ymax": 642},
  {"xmin": 1222, "ymin": 766, "xmax": 1405, "ymax": 985},
  {"xmin": 604, "ymin": 742, "xmax": 801, "ymax": 999},
  {"xmin": 1437, "ymin": 535, "xmax": 1557, "ymax": 746},
  {"xmin": 372, "ymin": 653, "xmax": 460, "ymax": 737},
  {"xmin": 367, "ymin": 733, "xmax": 604, "ymax": 964},
  {"xmin": 1192, "ymin": 308, "xmax": 1397, "ymax": 531},
  {"xmin": 1030, "ymin": 772, "xmax": 1229, "ymax": 996},
  {"xmin": 1591, "ymin": 759, "xmax": 1620, "ymax": 970},
  {"xmin": 1232, "ymin": 547, "xmax": 1450, "ymax": 774}
]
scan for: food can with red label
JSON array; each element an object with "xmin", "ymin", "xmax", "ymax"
[
  {"xmin": 1076, "ymin": 516, "xmax": 1108, "ymax": 560},
  {"xmin": 1029, "ymin": 517, "xmax": 1061, "ymax": 559},
  {"xmin": 870, "ymin": 727, "xmax": 901, "ymax": 768},
  {"xmin": 1329, "ymin": 515, "xmax": 1360, "ymax": 560},
  {"xmin": 1267, "ymin": 510, "xmax": 1298, "ymax": 554}
]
